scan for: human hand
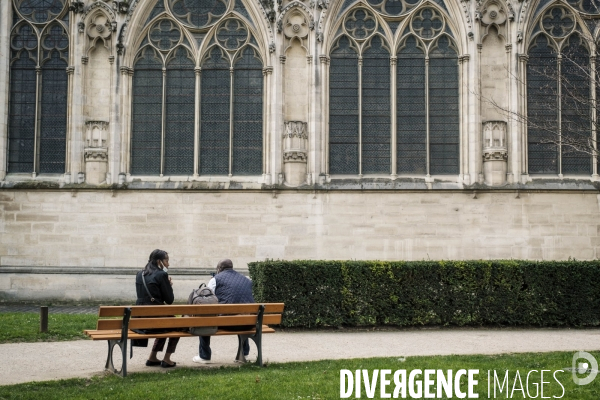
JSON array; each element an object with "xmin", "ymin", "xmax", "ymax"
[{"xmin": 169, "ymin": 276, "xmax": 173, "ymax": 286}]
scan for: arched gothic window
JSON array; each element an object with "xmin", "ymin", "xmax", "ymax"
[
  {"xmin": 8, "ymin": 0, "xmax": 69, "ymax": 174},
  {"xmin": 527, "ymin": 6, "xmax": 591, "ymax": 175},
  {"xmin": 328, "ymin": 6, "xmax": 459, "ymax": 176},
  {"xmin": 130, "ymin": 1, "xmax": 263, "ymax": 176}
]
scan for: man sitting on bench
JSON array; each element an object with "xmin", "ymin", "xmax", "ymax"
[{"xmin": 193, "ymin": 259, "xmax": 254, "ymax": 364}]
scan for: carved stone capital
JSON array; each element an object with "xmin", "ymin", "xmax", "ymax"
[
  {"xmin": 283, "ymin": 151, "xmax": 307, "ymax": 162},
  {"xmin": 319, "ymin": 55, "xmax": 330, "ymax": 65},
  {"xmin": 263, "ymin": 66, "xmax": 273, "ymax": 75},
  {"xmin": 483, "ymin": 150, "xmax": 508, "ymax": 161},
  {"xmin": 390, "ymin": 56, "xmax": 397, "ymax": 66},
  {"xmin": 84, "ymin": 148, "xmax": 109, "ymax": 161},
  {"xmin": 66, "ymin": 66, "xmax": 75, "ymax": 75}
]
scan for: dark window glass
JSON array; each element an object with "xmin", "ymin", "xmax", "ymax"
[
  {"xmin": 233, "ymin": 47, "xmax": 263, "ymax": 175},
  {"xmin": 561, "ymin": 34, "xmax": 591, "ymax": 174},
  {"xmin": 361, "ymin": 36, "xmax": 390, "ymax": 174},
  {"xmin": 8, "ymin": 52, "xmax": 37, "ymax": 173},
  {"xmin": 429, "ymin": 36, "xmax": 459, "ymax": 175},
  {"xmin": 397, "ymin": 36, "xmax": 426, "ymax": 174},
  {"xmin": 329, "ymin": 36, "xmax": 359, "ymax": 174},
  {"xmin": 200, "ymin": 47, "xmax": 230, "ymax": 175},
  {"xmin": 164, "ymin": 47, "xmax": 195, "ymax": 175},
  {"xmin": 527, "ymin": 35, "xmax": 558, "ymax": 174},
  {"xmin": 131, "ymin": 47, "xmax": 163, "ymax": 175},
  {"xmin": 39, "ymin": 50, "xmax": 67, "ymax": 173}
]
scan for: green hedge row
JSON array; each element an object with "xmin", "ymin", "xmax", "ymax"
[{"xmin": 248, "ymin": 260, "xmax": 600, "ymax": 328}]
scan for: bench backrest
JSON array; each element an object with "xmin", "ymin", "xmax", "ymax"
[{"xmin": 96, "ymin": 303, "xmax": 284, "ymax": 331}]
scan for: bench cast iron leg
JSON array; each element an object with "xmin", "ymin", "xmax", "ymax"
[
  {"xmin": 236, "ymin": 305, "xmax": 265, "ymax": 366},
  {"xmin": 104, "ymin": 308, "xmax": 131, "ymax": 377}
]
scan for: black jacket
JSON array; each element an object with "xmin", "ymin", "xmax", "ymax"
[{"xmin": 135, "ymin": 265, "xmax": 174, "ymax": 305}]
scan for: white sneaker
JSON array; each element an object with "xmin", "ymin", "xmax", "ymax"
[{"xmin": 192, "ymin": 355, "xmax": 211, "ymax": 364}]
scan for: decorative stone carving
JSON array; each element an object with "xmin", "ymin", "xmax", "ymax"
[
  {"xmin": 69, "ymin": 0, "xmax": 85, "ymax": 14},
  {"xmin": 482, "ymin": 121, "xmax": 508, "ymax": 186},
  {"xmin": 113, "ymin": 0, "xmax": 130, "ymax": 14},
  {"xmin": 476, "ymin": 0, "xmax": 508, "ymax": 41},
  {"xmin": 84, "ymin": 121, "xmax": 109, "ymax": 185},
  {"xmin": 283, "ymin": 121, "xmax": 308, "ymax": 186},
  {"xmin": 82, "ymin": 3, "xmax": 117, "ymax": 58}
]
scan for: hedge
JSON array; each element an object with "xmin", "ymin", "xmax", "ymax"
[{"xmin": 248, "ymin": 260, "xmax": 600, "ymax": 328}]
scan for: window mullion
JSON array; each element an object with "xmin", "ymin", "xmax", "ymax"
[
  {"xmin": 229, "ymin": 66, "xmax": 234, "ymax": 177},
  {"xmin": 34, "ymin": 65, "xmax": 41, "ymax": 177},
  {"xmin": 425, "ymin": 55, "xmax": 430, "ymax": 177},
  {"xmin": 592, "ymin": 55, "xmax": 598, "ymax": 177},
  {"xmin": 557, "ymin": 55, "xmax": 562, "ymax": 177},
  {"xmin": 391, "ymin": 56, "xmax": 397, "ymax": 177},
  {"xmin": 358, "ymin": 56, "xmax": 363, "ymax": 177},
  {"xmin": 160, "ymin": 67, "xmax": 166, "ymax": 176},
  {"xmin": 194, "ymin": 67, "xmax": 201, "ymax": 177}
]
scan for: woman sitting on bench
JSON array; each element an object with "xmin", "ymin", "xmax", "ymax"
[{"xmin": 135, "ymin": 249, "xmax": 179, "ymax": 368}]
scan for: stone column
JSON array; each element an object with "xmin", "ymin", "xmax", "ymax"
[
  {"xmin": 283, "ymin": 121, "xmax": 308, "ymax": 186},
  {"xmin": 482, "ymin": 121, "xmax": 508, "ymax": 186},
  {"xmin": 0, "ymin": 1, "xmax": 12, "ymax": 180}
]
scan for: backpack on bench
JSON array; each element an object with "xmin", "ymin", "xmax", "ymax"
[{"xmin": 187, "ymin": 283, "xmax": 219, "ymax": 336}]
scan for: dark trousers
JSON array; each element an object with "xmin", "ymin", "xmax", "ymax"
[
  {"xmin": 199, "ymin": 334, "xmax": 250, "ymax": 360},
  {"xmin": 152, "ymin": 337, "xmax": 179, "ymax": 354}
]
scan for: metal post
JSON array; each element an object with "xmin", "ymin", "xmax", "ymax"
[{"xmin": 40, "ymin": 306, "xmax": 48, "ymax": 332}]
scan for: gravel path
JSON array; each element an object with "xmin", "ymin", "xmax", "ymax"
[{"xmin": 1, "ymin": 328, "xmax": 599, "ymax": 386}]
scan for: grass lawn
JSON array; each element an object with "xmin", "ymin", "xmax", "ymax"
[
  {"xmin": 0, "ymin": 352, "xmax": 598, "ymax": 399},
  {"xmin": 0, "ymin": 313, "xmax": 97, "ymax": 343}
]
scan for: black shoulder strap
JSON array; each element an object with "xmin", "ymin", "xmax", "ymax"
[{"xmin": 142, "ymin": 272, "xmax": 163, "ymax": 304}]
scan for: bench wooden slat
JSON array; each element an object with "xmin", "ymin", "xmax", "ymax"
[
  {"xmin": 96, "ymin": 314, "xmax": 282, "ymax": 330},
  {"xmin": 84, "ymin": 326, "xmax": 275, "ymax": 340},
  {"xmin": 98, "ymin": 303, "xmax": 285, "ymax": 317}
]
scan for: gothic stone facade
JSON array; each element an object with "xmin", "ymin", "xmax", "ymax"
[{"xmin": 1, "ymin": 0, "xmax": 600, "ymax": 301}]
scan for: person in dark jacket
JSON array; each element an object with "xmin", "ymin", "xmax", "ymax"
[
  {"xmin": 192, "ymin": 259, "xmax": 254, "ymax": 364},
  {"xmin": 135, "ymin": 249, "xmax": 179, "ymax": 368}
]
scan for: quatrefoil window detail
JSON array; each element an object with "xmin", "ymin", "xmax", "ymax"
[
  {"xmin": 412, "ymin": 8, "xmax": 443, "ymax": 39},
  {"xmin": 17, "ymin": 0, "xmax": 65, "ymax": 23},
  {"xmin": 344, "ymin": 9, "xmax": 377, "ymax": 40},
  {"xmin": 11, "ymin": 24, "xmax": 38, "ymax": 50},
  {"xmin": 170, "ymin": 0, "xmax": 227, "ymax": 29},
  {"xmin": 216, "ymin": 19, "xmax": 248, "ymax": 50},
  {"xmin": 149, "ymin": 20, "xmax": 181, "ymax": 51},
  {"xmin": 42, "ymin": 24, "xmax": 68, "ymax": 50},
  {"xmin": 542, "ymin": 7, "xmax": 575, "ymax": 38}
]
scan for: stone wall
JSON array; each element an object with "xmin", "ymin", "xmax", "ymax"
[{"xmin": 1, "ymin": 189, "xmax": 599, "ymax": 301}]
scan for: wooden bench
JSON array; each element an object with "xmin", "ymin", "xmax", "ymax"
[{"xmin": 84, "ymin": 303, "xmax": 284, "ymax": 377}]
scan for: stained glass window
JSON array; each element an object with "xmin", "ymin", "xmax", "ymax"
[
  {"xmin": 361, "ymin": 35, "xmax": 390, "ymax": 174},
  {"xmin": 429, "ymin": 36, "xmax": 459, "ymax": 175},
  {"xmin": 8, "ymin": 1, "xmax": 68, "ymax": 175},
  {"xmin": 233, "ymin": 47, "xmax": 263, "ymax": 175},
  {"xmin": 131, "ymin": 47, "xmax": 163, "ymax": 175},
  {"xmin": 527, "ymin": 6, "xmax": 593, "ymax": 175},
  {"xmin": 397, "ymin": 36, "xmax": 426, "ymax": 174},
  {"xmin": 39, "ymin": 51, "xmax": 67, "ymax": 173},
  {"xmin": 8, "ymin": 52, "xmax": 37, "ymax": 173},
  {"xmin": 164, "ymin": 47, "xmax": 195, "ymax": 175},
  {"xmin": 329, "ymin": 36, "xmax": 359, "ymax": 174},
  {"xmin": 560, "ymin": 34, "xmax": 591, "ymax": 174},
  {"xmin": 200, "ymin": 47, "xmax": 230, "ymax": 175}
]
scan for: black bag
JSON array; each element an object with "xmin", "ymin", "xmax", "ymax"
[{"xmin": 187, "ymin": 283, "xmax": 218, "ymax": 336}]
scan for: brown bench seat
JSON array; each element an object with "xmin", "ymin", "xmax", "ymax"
[{"xmin": 84, "ymin": 303, "xmax": 284, "ymax": 377}]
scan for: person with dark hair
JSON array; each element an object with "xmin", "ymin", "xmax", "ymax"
[
  {"xmin": 192, "ymin": 258, "xmax": 254, "ymax": 364},
  {"xmin": 135, "ymin": 249, "xmax": 179, "ymax": 368}
]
